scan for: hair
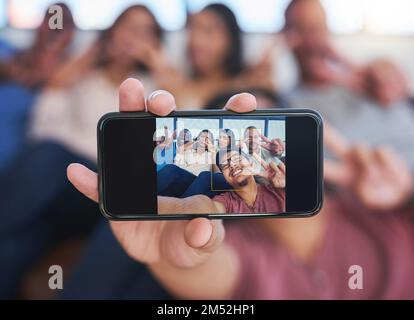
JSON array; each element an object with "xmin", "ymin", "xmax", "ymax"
[
  {"xmin": 204, "ymin": 87, "xmax": 289, "ymax": 109},
  {"xmin": 96, "ymin": 5, "xmax": 163, "ymax": 70},
  {"xmin": 244, "ymin": 126, "xmax": 259, "ymax": 138},
  {"xmin": 219, "ymin": 128, "xmax": 236, "ymax": 149},
  {"xmin": 215, "ymin": 147, "xmax": 251, "ymax": 171},
  {"xmin": 194, "ymin": 3, "xmax": 244, "ymax": 77}
]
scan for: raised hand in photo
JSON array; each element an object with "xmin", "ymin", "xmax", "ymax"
[
  {"xmin": 259, "ymin": 133, "xmax": 285, "ymax": 156},
  {"xmin": 254, "ymin": 156, "xmax": 286, "ymax": 189}
]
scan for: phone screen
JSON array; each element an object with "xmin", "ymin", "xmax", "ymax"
[{"xmin": 99, "ymin": 110, "xmax": 323, "ymax": 219}]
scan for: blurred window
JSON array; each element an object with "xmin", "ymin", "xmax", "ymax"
[
  {"xmin": 187, "ymin": 0, "xmax": 291, "ymax": 33},
  {"xmin": 0, "ymin": 0, "xmax": 7, "ymax": 28},
  {"xmin": 362, "ymin": 0, "xmax": 414, "ymax": 35},
  {"xmin": 7, "ymin": 0, "xmax": 186, "ymax": 30},
  {"xmin": 4, "ymin": 0, "xmax": 414, "ymax": 34}
]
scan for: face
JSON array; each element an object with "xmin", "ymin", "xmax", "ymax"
[
  {"xmin": 245, "ymin": 128, "xmax": 261, "ymax": 152},
  {"xmin": 219, "ymin": 132, "xmax": 230, "ymax": 148},
  {"xmin": 197, "ymin": 131, "xmax": 210, "ymax": 148},
  {"xmin": 110, "ymin": 8, "xmax": 160, "ymax": 64},
  {"xmin": 284, "ymin": 0, "xmax": 329, "ymax": 57},
  {"xmin": 187, "ymin": 10, "xmax": 231, "ymax": 75},
  {"xmin": 219, "ymin": 151, "xmax": 253, "ymax": 188}
]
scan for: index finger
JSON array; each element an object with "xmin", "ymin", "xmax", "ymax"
[
  {"xmin": 119, "ymin": 78, "xmax": 146, "ymax": 112},
  {"xmin": 259, "ymin": 133, "xmax": 271, "ymax": 143}
]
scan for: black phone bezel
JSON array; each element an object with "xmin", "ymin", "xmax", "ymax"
[{"xmin": 97, "ymin": 109, "xmax": 324, "ymax": 220}]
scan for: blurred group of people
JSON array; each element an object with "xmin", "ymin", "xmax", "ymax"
[
  {"xmin": 0, "ymin": 0, "xmax": 414, "ymax": 299},
  {"xmin": 155, "ymin": 123, "xmax": 285, "ymax": 211}
]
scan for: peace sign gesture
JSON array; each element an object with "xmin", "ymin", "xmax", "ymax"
[
  {"xmin": 260, "ymin": 134, "xmax": 285, "ymax": 156},
  {"xmin": 251, "ymin": 153, "xmax": 286, "ymax": 189},
  {"xmin": 324, "ymin": 123, "xmax": 414, "ymax": 211}
]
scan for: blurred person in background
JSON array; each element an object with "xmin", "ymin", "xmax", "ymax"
[
  {"xmin": 283, "ymin": 0, "xmax": 414, "ymax": 171},
  {"xmin": 0, "ymin": 5, "xmax": 163, "ymax": 298},
  {"xmin": 0, "ymin": 3, "xmax": 74, "ymax": 171},
  {"xmin": 141, "ymin": 3, "xmax": 274, "ymax": 108},
  {"xmin": 30, "ymin": 4, "xmax": 162, "ymax": 157},
  {"xmin": 63, "ymin": 79, "xmax": 414, "ymax": 299}
]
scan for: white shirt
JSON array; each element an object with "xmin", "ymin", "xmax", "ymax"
[{"xmin": 174, "ymin": 148, "xmax": 215, "ymax": 176}]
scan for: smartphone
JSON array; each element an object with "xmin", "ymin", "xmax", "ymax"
[{"xmin": 97, "ymin": 109, "xmax": 323, "ymax": 220}]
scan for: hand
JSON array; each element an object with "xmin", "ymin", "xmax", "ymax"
[
  {"xmin": 260, "ymin": 134, "xmax": 285, "ymax": 156},
  {"xmin": 324, "ymin": 123, "xmax": 414, "ymax": 211},
  {"xmin": 287, "ymin": 35, "xmax": 364, "ymax": 90},
  {"xmin": 67, "ymin": 78, "xmax": 257, "ymax": 269},
  {"xmin": 362, "ymin": 59, "xmax": 409, "ymax": 107}
]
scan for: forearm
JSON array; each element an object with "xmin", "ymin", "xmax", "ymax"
[{"xmin": 150, "ymin": 242, "xmax": 240, "ymax": 299}]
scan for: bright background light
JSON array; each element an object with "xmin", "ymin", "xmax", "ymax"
[
  {"xmin": 6, "ymin": 0, "xmax": 186, "ymax": 31},
  {"xmin": 321, "ymin": 0, "xmax": 364, "ymax": 34},
  {"xmin": 363, "ymin": 0, "xmax": 414, "ymax": 35},
  {"xmin": 0, "ymin": 0, "xmax": 6, "ymax": 28}
]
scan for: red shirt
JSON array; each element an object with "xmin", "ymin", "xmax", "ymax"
[
  {"xmin": 225, "ymin": 191, "xmax": 414, "ymax": 299},
  {"xmin": 213, "ymin": 183, "xmax": 285, "ymax": 214}
]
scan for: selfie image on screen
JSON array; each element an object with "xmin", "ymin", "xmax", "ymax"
[{"xmin": 154, "ymin": 116, "xmax": 286, "ymax": 214}]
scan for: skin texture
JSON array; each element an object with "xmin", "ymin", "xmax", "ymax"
[
  {"xmin": 187, "ymin": 10, "xmax": 231, "ymax": 77},
  {"xmin": 68, "ymin": 78, "xmax": 414, "ymax": 299}
]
